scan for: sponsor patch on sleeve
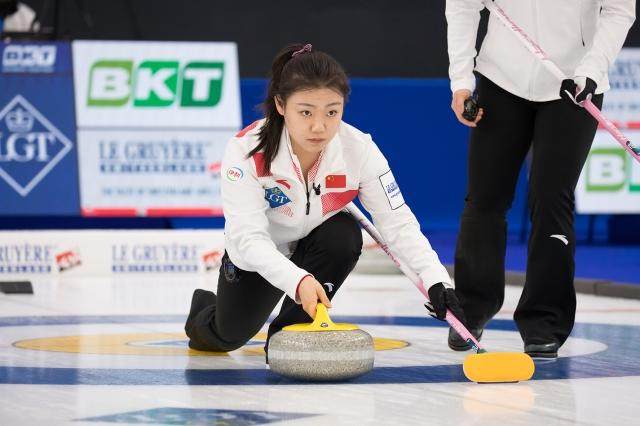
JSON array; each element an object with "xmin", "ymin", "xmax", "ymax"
[
  {"xmin": 225, "ymin": 167, "xmax": 244, "ymax": 182},
  {"xmin": 378, "ymin": 170, "xmax": 405, "ymax": 210}
]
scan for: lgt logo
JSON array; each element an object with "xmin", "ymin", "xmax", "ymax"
[
  {"xmin": 88, "ymin": 60, "xmax": 224, "ymax": 108},
  {"xmin": 0, "ymin": 95, "xmax": 73, "ymax": 196}
]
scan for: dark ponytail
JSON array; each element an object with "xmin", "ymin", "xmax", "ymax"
[{"xmin": 248, "ymin": 43, "xmax": 350, "ymax": 173}]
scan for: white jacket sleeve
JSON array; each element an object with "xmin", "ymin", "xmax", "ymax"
[
  {"xmin": 446, "ymin": 0, "xmax": 485, "ymax": 93},
  {"xmin": 357, "ymin": 139, "xmax": 452, "ymax": 290},
  {"xmin": 221, "ymin": 141, "xmax": 311, "ymax": 302},
  {"xmin": 574, "ymin": 0, "xmax": 635, "ymax": 83}
]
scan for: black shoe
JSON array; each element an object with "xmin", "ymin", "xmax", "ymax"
[
  {"xmin": 186, "ymin": 289, "xmax": 216, "ymax": 325},
  {"xmin": 448, "ymin": 327, "xmax": 483, "ymax": 351},
  {"xmin": 524, "ymin": 342, "xmax": 559, "ymax": 359}
]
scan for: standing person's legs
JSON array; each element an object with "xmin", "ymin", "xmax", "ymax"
[
  {"xmin": 516, "ymin": 95, "xmax": 603, "ymax": 352},
  {"xmin": 453, "ymin": 75, "xmax": 535, "ymax": 341},
  {"xmin": 185, "ymin": 252, "xmax": 284, "ymax": 352},
  {"xmin": 266, "ymin": 212, "xmax": 363, "ymax": 347}
]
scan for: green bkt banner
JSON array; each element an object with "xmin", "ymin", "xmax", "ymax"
[
  {"xmin": 88, "ymin": 60, "xmax": 223, "ymax": 108},
  {"xmin": 72, "ymin": 41, "xmax": 241, "ymax": 129},
  {"xmin": 576, "ymin": 132, "xmax": 640, "ymax": 214},
  {"xmin": 586, "ymin": 148, "xmax": 640, "ymax": 192}
]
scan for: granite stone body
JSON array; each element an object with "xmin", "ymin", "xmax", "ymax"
[{"xmin": 268, "ymin": 329, "xmax": 375, "ymax": 381}]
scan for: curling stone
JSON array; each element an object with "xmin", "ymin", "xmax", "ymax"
[{"xmin": 268, "ymin": 304, "xmax": 374, "ymax": 381}]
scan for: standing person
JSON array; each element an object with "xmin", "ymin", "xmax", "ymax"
[
  {"xmin": 446, "ymin": 0, "xmax": 635, "ymax": 357},
  {"xmin": 185, "ymin": 43, "xmax": 465, "ymax": 359}
]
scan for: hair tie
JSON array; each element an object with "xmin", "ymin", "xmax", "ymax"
[{"xmin": 292, "ymin": 44, "xmax": 313, "ymax": 58}]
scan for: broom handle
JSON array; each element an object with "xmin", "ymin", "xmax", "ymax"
[
  {"xmin": 345, "ymin": 203, "xmax": 484, "ymax": 352},
  {"xmin": 484, "ymin": 0, "xmax": 640, "ymax": 164}
]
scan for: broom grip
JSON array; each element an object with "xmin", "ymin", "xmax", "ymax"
[{"xmin": 345, "ymin": 203, "xmax": 483, "ymax": 352}]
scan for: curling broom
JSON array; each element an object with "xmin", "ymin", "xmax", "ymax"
[{"xmin": 345, "ymin": 202, "xmax": 534, "ymax": 383}]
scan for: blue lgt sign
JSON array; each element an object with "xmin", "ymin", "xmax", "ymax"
[{"xmin": 0, "ymin": 95, "xmax": 73, "ymax": 196}]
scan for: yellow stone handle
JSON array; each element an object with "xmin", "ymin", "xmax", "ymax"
[{"xmin": 282, "ymin": 303, "xmax": 360, "ymax": 332}]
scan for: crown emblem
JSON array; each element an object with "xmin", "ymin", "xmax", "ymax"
[{"xmin": 5, "ymin": 107, "xmax": 34, "ymax": 133}]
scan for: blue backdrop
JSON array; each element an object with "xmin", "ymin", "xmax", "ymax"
[{"xmin": 0, "ymin": 41, "xmax": 79, "ymax": 215}]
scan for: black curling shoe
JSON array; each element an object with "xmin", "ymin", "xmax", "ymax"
[
  {"xmin": 447, "ymin": 327, "xmax": 483, "ymax": 351},
  {"xmin": 524, "ymin": 342, "xmax": 559, "ymax": 358}
]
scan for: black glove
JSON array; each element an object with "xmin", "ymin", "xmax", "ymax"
[
  {"xmin": 560, "ymin": 76, "xmax": 597, "ymax": 107},
  {"xmin": 425, "ymin": 283, "xmax": 467, "ymax": 325}
]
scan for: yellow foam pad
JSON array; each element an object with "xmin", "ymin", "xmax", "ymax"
[
  {"xmin": 283, "ymin": 304, "xmax": 359, "ymax": 332},
  {"xmin": 463, "ymin": 352, "xmax": 535, "ymax": 383}
]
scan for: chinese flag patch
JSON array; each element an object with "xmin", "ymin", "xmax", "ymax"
[{"xmin": 325, "ymin": 174, "xmax": 346, "ymax": 188}]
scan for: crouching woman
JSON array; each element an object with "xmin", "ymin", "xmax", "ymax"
[{"xmin": 185, "ymin": 43, "xmax": 464, "ymax": 357}]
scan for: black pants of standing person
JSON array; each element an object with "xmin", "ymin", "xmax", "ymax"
[
  {"xmin": 454, "ymin": 74, "xmax": 602, "ymax": 347},
  {"xmin": 185, "ymin": 212, "xmax": 362, "ymax": 355}
]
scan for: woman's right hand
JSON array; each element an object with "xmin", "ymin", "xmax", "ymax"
[
  {"xmin": 297, "ymin": 276, "xmax": 332, "ymax": 319},
  {"xmin": 452, "ymin": 89, "xmax": 484, "ymax": 127}
]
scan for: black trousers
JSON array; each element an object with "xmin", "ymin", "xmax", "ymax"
[
  {"xmin": 184, "ymin": 212, "xmax": 363, "ymax": 353},
  {"xmin": 454, "ymin": 74, "xmax": 602, "ymax": 346}
]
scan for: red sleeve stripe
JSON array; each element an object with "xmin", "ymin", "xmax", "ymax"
[
  {"xmin": 236, "ymin": 120, "xmax": 259, "ymax": 137},
  {"xmin": 252, "ymin": 152, "xmax": 272, "ymax": 177}
]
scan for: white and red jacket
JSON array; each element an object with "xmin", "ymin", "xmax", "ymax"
[
  {"xmin": 447, "ymin": 0, "xmax": 635, "ymax": 101},
  {"xmin": 221, "ymin": 119, "xmax": 452, "ymax": 301}
]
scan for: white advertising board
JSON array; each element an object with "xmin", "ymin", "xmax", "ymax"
[
  {"xmin": 72, "ymin": 41, "xmax": 241, "ymax": 215},
  {"xmin": 576, "ymin": 48, "xmax": 640, "ymax": 213},
  {"xmin": 0, "ymin": 230, "xmax": 225, "ymax": 278},
  {"xmin": 72, "ymin": 41, "xmax": 241, "ymax": 128},
  {"xmin": 77, "ymin": 129, "xmax": 229, "ymax": 216}
]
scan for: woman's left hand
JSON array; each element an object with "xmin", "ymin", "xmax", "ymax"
[{"xmin": 425, "ymin": 283, "xmax": 467, "ymax": 325}]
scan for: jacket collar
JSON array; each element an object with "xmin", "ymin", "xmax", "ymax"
[{"xmin": 269, "ymin": 124, "xmax": 346, "ymax": 186}]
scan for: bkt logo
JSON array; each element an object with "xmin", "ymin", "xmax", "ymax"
[
  {"xmin": 2, "ymin": 45, "xmax": 57, "ymax": 73},
  {"xmin": 0, "ymin": 95, "xmax": 73, "ymax": 196},
  {"xmin": 88, "ymin": 60, "xmax": 224, "ymax": 108},
  {"xmin": 586, "ymin": 148, "xmax": 640, "ymax": 192}
]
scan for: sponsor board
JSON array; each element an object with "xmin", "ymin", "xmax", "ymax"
[
  {"xmin": 72, "ymin": 41, "xmax": 241, "ymax": 128},
  {"xmin": 72, "ymin": 41, "xmax": 240, "ymax": 216},
  {"xmin": 77, "ymin": 129, "xmax": 230, "ymax": 215},
  {"xmin": 0, "ymin": 41, "xmax": 79, "ymax": 215},
  {"xmin": 0, "ymin": 95, "xmax": 73, "ymax": 196},
  {"xmin": 0, "ymin": 230, "xmax": 225, "ymax": 278},
  {"xmin": 576, "ymin": 48, "xmax": 640, "ymax": 213},
  {"xmin": 576, "ymin": 129, "xmax": 640, "ymax": 213},
  {"xmin": 602, "ymin": 48, "xmax": 640, "ymax": 128}
]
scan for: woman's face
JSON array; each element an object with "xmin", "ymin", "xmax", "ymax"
[{"xmin": 275, "ymin": 87, "xmax": 344, "ymax": 157}]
